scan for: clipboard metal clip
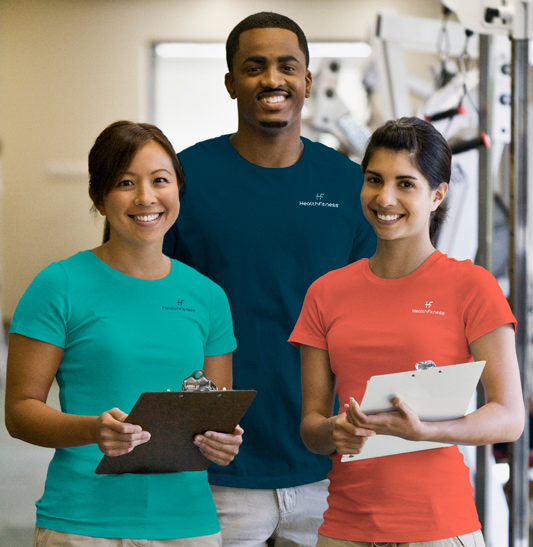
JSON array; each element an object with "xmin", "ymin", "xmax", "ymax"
[
  {"xmin": 181, "ymin": 370, "xmax": 218, "ymax": 392},
  {"xmin": 415, "ymin": 360, "xmax": 436, "ymax": 370}
]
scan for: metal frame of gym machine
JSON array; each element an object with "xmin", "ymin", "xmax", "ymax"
[{"xmin": 373, "ymin": 3, "xmax": 531, "ymax": 545}]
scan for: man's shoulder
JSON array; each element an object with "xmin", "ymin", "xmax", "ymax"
[
  {"xmin": 178, "ymin": 135, "xmax": 230, "ymax": 159},
  {"xmin": 301, "ymin": 137, "xmax": 361, "ymax": 170}
]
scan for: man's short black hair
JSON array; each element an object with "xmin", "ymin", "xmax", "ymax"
[{"xmin": 226, "ymin": 12, "xmax": 309, "ymax": 72}]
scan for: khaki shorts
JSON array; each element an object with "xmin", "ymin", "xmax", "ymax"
[
  {"xmin": 33, "ymin": 527, "xmax": 222, "ymax": 547},
  {"xmin": 316, "ymin": 529, "xmax": 485, "ymax": 547},
  {"xmin": 210, "ymin": 479, "xmax": 329, "ymax": 547}
]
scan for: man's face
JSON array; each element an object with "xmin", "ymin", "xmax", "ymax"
[{"xmin": 225, "ymin": 27, "xmax": 312, "ymax": 133}]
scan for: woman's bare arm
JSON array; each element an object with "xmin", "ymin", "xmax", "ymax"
[
  {"xmin": 5, "ymin": 333, "xmax": 150, "ymax": 455},
  {"xmin": 300, "ymin": 344, "xmax": 375, "ymax": 455}
]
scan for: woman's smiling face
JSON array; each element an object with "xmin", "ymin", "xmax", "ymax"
[
  {"xmin": 97, "ymin": 140, "xmax": 180, "ymax": 248},
  {"xmin": 361, "ymin": 148, "xmax": 447, "ymax": 245}
]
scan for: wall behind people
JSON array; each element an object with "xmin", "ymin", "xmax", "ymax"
[{"xmin": 0, "ymin": 0, "xmax": 444, "ymax": 323}]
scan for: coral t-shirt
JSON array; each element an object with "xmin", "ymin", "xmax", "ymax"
[{"xmin": 289, "ymin": 251, "xmax": 515, "ymax": 543}]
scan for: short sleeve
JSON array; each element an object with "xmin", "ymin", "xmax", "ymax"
[
  {"xmin": 288, "ymin": 277, "xmax": 328, "ymax": 350},
  {"xmin": 9, "ymin": 263, "xmax": 69, "ymax": 348},
  {"xmin": 458, "ymin": 263, "xmax": 516, "ymax": 344},
  {"xmin": 204, "ymin": 282, "xmax": 237, "ymax": 356}
]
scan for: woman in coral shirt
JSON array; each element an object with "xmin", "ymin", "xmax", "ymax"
[{"xmin": 290, "ymin": 117, "xmax": 524, "ymax": 546}]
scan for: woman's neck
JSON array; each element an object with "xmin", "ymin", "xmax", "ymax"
[
  {"xmin": 368, "ymin": 239, "xmax": 436, "ymax": 279},
  {"xmin": 92, "ymin": 240, "xmax": 170, "ymax": 280}
]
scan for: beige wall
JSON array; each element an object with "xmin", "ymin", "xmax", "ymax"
[{"xmin": 0, "ymin": 0, "xmax": 443, "ymax": 320}]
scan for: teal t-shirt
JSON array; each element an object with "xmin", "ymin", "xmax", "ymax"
[{"xmin": 9, "ymin": 250, "xmax": 236, "ymax": 539}]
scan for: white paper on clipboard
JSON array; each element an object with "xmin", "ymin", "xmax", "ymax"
[{"xmin": 341, "ymin": 360, "xmax": 485, "ymax": 462}]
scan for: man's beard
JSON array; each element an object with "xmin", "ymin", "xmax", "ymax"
[{"xmin": 259, "ymin": 121, "xmax": 289, "ymax": 128}]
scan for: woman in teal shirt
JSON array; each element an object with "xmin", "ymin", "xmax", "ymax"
[{"xmin": 5, "ymin": 121, "xmax": 242, "ymax": 546}]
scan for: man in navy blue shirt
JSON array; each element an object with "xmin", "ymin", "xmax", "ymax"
[{"xmin": 164, "ymin": 12, "xmax": 376, "ymax": 546}]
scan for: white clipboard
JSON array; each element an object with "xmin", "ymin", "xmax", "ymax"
[{"xmin": 341, "ymin": 360, "xmax": 485, "ymax": 462}]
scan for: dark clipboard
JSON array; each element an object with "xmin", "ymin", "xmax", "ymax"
[{"xmin": 95, "ymin": 390, "xmax": 256, "ymax": 475}]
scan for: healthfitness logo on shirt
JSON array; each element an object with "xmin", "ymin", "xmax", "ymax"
[
  {"xmin": 299, "ymin": 193, "xmax": 339, "ymax": 208},
  {"xmin": 412, "ymin": 300, "xmax": 446, "ymax": 316},
  {"xmin": 162, "ymin": 299, "xmax": 196, "ymax": 313}
]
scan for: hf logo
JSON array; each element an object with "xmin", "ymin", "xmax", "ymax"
[
  {"xmin": 412, "ymin": 300, "xmax": 445, "ymax": 316},
  {"xmin": 162, "ymin": 299, "xmax": 196, "ymax": 312},
  {"xmin": 299, "ymin": 193, "xmax": 339, "ymax": 208}
]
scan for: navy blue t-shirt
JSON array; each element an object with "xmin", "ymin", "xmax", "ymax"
[{"xmin": 164, "ymin": 135, "xmax": 376, "ymax": 489}]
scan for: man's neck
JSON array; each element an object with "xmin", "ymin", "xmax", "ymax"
[{"xmin": 229, "ymin": 125, "xmax": 304, "ymax": 168}]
